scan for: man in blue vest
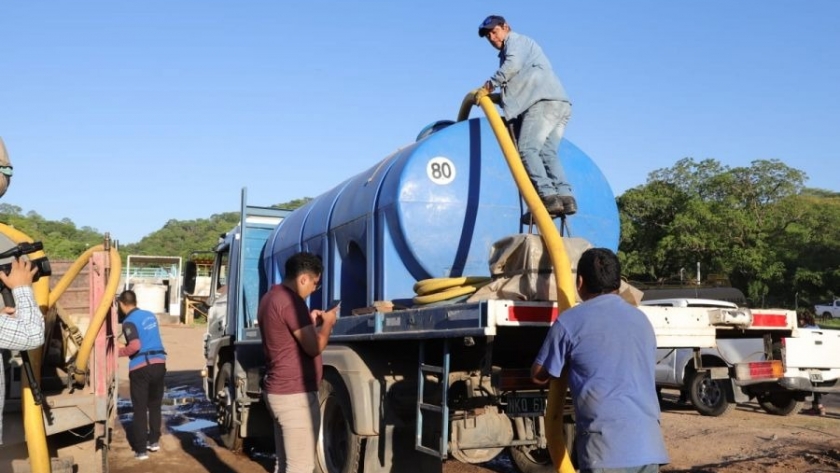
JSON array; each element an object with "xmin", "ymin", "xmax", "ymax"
[{"xmin": 118, "ymin": 290, "xmax": 167, "ymax": 460}]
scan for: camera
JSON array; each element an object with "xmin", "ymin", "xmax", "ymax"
[{"xmin": 0, "ymin": 241, "xmax": 52, "ymax": 289}]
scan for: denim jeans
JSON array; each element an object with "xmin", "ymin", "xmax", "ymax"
[
  {"xmin": 514, "ymin": 99, "xmax": 573, "ymax": 198},
  {"xmin": 580, "ymin": 464, "xmax": 660, "ymax": 473},
  {"xmin": 265, "ymin": 391, "xmax": 320, "ymax": 473}
]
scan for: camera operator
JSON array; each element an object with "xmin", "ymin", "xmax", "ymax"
[{"xmin": 0, "ymin": 258, "xmax": 46, "ymax": 444}]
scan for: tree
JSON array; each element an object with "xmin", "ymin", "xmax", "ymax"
[
  {"xmin": 618, "ymin": 158, "xmax": 811, "ymax": 306},
  {"xmin": 121, "ymin": 197, "xmax": 313, "ymax": 261},
  {"xmin": 770, "ymin": 191, "xmax": 840, "ymax": 307}
]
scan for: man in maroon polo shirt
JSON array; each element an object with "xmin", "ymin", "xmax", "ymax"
[{"xmin": 258, "ymin": 252, "xmax": 337, "ymax": 473}]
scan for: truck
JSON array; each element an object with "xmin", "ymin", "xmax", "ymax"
[
  {"xmin": 814, "ymin": 299, "xmax": 840, "ymax": 319},
  {"xmin": 0, "ymin": 137, "xmax": 122, "ymax": 473},
  {"xmin": 645, "ymin": 298, "xmax": 840, "ymax": 416},
  {"xmin": 191, "ymin": 105, "xmax": 809, "ymax": 472}
]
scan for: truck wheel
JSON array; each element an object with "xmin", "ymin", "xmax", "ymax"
[
  {"xmin": 510, "ymin": 446, "xmax": 553, "ymax": 473},
  {"xmin": 758, "ymin": 392, "xmax": 803, "ymax": 416},
  {"xmin": 509, "ymin": 416, "xmax": 575, "ymax": 473},
  {"xmin": 689, "ymin": 371, "xmax": 734, "ymax": 417},
  {"xmin": 823, "ymin": 312, "xmax": 832, "ymax": 320},
  {"xmin": 215, "ymin": 362, "xmax": 243, "ymax": 451},
  {"xmin": 316, "ymin": 372, "xmax": 362, "ymax": 473}
]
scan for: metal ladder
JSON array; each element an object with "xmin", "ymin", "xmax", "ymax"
[{"xmin": 415, "ymin": 339, "xmax": 451, "ymax": 458}]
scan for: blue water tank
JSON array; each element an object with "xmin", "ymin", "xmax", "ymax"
[{"xmin": 263, "ymin": 117, "xmax": 619, "ymax": 312}]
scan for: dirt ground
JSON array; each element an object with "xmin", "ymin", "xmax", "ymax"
[{"xmin": 110, "ymin": 325, "xmax": 840, "ymax": 473}]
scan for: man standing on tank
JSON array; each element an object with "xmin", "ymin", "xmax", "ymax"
[
  {"xmin": 258, "ymin": 252, "xmax": 338, "ymax": 473},
  {"xmin": 531, "ymin": 248, "xmax": 669, "ymax": 472},
  {"xmin": 478, "ymin": 15, "xmax": 577, "ymax": 223}
]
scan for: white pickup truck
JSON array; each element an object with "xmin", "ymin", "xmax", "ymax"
[
  {"xmin": 646, "ymin": 298, "xmax": 840, "ymax": 416},
  {"xmin": 814, "ymin": 299, "xmax": 840, "ymax": 319}
]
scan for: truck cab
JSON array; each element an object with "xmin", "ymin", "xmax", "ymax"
[
  {"xmin": 814, "ymin": 299, "xmax": 840, "ymax": 320},
  {"xmin": 183, "ymin": 196, "xmax": 291, "ymax": 450},
  {"xmin": 645, "ymin": 298, "xmax": 840, "ymax": 416}
]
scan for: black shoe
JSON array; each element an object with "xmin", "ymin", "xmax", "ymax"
[
  {"xmin": 520, "ymin": 195, "xmax": 570, "ymax": 224},
  {"xmin": 558, "ymin": 196, "xmax": 577, "ymax": 215},
  {"xmin": 543, "ymin": 195, "xmax": 566, "ymax": 215}
]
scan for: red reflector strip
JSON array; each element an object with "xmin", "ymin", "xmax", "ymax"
[
  {"xmin": 749, "ymin": 362, "xmax": 776, "ymax": 378},
  {"xmin": 751, "ymin": 313, "xmax": 788, "ymax": 327},
  {"xmin": 508, "ymin": 306, "xmax": 558, "ymax": 323},
  {"xmin": 738, "ymin": 361, "xmax": 784, "ymax": 380}
]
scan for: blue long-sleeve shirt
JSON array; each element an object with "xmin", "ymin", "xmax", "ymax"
[{"xmin": 489, "ymin": 31, "xmax": 570, "ymax": 119}]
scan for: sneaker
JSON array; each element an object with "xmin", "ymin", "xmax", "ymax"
[
  {"xmin": 135, "ymin": 452, "xmax": 149, "ymax": 460},
  {"xmin": 147, "ymin": 442, "xmax": 160, "ymax": 452},
  {"xmin": 801, "ymin": 406, "xmax": 826, "ymax": 416}
]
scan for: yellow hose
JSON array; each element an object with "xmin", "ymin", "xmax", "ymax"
[
  {"xmin": 413, "ymin": 276, "xmax": 491, "ymax": 295},
  {"xmin": 0, "ymin": 224, "xmax": 51, "ymax": 473},
  {"xmin": 48, "ymin": 244, "xmax": 103, "ymax": 307},
  {"xmin": 458, "ymin": 89, "xmax": 577, "ymax": 472},
  {"xmin": 412, "ymin": 276, "xmax": 491, "ymax": 305},
  {"xmin": 70, "ymin": 246, "xmax": 121, "ymax": 386}
]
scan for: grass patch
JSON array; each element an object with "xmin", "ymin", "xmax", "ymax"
[{"xmin": 818, "ymin": 318, "xmax": 840, "ymax": 330}]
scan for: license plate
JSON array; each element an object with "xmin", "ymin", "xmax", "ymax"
[
  {"xmin": 505, "ymin": 393, "xmax": 547, "ymax": 417},
  {"xmin": 809, "ymin": 371, "xmax": 824, "ymax": 383}
]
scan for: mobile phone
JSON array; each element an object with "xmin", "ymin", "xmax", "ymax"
[{"xmin": 328, "ymin": 300, "xmax": 341, "ymax": 312}]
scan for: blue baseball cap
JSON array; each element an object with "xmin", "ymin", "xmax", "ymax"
[{"xmin": 478, "ymin": 15, "xmax": 506, "ymax": 37}]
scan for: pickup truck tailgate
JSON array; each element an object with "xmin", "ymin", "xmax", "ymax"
[{"xmin": 784, "ymin": 329, "xmax": 840, "ymax": 370}]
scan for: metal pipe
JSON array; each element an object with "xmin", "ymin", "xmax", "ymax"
[{"xmin": 72, "ymin": 246, "xmax": 121, "ymax": 386}]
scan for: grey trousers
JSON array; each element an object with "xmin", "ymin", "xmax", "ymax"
[{"xmin": 265, "ymin": 391, "xmax": 320, "ymax": 473}]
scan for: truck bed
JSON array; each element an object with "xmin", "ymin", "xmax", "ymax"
[{"xmin": 330, "ymin": 299, "xmax": 728, "ymax": 349}]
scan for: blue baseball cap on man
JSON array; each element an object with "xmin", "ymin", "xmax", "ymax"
[{"xmin": 478, "ymin": 15, "xmax": 506, "ymax": 37}]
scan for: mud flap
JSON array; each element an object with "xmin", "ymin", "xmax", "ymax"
[
  {"xmin": 730, "ymin": 379, "xmax": 750, "ymax": 403},
  {"xmin": 363, "ymin": 422, "xmax": 442, "ymax": 473}
]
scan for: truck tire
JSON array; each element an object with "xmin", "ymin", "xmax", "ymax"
[
  {"xmin": 823, "ymin": 312, "xmax": 832, "ymax": 320},
  {"xmin": 758, "ymin": 392, "xmax": 803, "ymax": 416},
  {"xmin": 509, "ymin": 415, "xmax": 575, "ymax": 473},
  {"xmin": 316, "ymin": 371, "xmax": 363, "ymax": 473},
  {"xmin": 215, "ymin": 362, "xmax": 243, "ymax": 452},
  {"xmin": 689, "ymin": 370, "xmax": 734, "ymax": 417},
  {"xmin": 510, "ymin": 446, "xmax": 553, "ymax": 473}
]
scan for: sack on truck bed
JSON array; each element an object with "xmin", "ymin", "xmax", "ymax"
[{"xmin": 468, "ymin": 234, "xmax": 642, "ymax": 305}]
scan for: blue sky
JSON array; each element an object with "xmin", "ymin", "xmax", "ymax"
[{"xmin": 2, "ymin": 1, "xmax": 838, "ymax": 244}]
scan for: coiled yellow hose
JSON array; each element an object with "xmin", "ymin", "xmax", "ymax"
[{"xmin": 412, "ymin": 276, "xmax": 491, "ymax": 305}]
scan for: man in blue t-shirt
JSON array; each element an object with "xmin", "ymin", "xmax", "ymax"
[
  {"xmin": 118, "ymin": 290, "xmax": 167, "ymax": 461},
  {"xmin": 532, "ymin": 248, "xmax": 669, "ymax": 472}
]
